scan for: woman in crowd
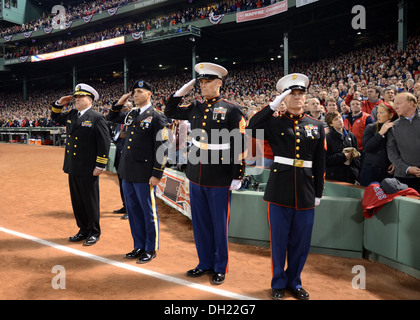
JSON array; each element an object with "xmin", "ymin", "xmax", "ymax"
[{"xmin": 360, "ymin": 102, "xmax": 398, "ymax": 186}]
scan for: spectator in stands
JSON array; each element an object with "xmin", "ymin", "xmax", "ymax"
[
  {"xmin": 360, "ymin": 102, "xmax": 397, "ymax": 186},
  {"xmin": 340, "ymin": 101, "xmax": 351, "ymax": 118},
  {"xmin": 346, "ymin": 85, "xmax": 384, "ymax": 115},
  {"xmin": 387, "ymin": 92, "xmax": 420, "ymax": 193},
  {"xmin": 331, "ymin": 88, "xmax": 344, "ymax": 110},
  {"xmin": 360, "ymin": 85, "xmax": 369, "ymax": 101},
  {"xmin": 325, "ymin": 110, "xmax": 361, "ymax": 184},
  {"xmin": 343, "ymin": 99, "xmax": 374, "ymax": 153},
  {"xmin": 371, "ymin": 86, "xmax": 395, "ymax": 121},
  {"xmin": 306, "ymin": 97, "xmax": 328, "ymax": 131},
  {"xmin": 325, "ymin": 97, "xmax": 338, "ymax": 113},
  {"xmin": 318, "ymin": 90, "xmax": 327, "ymax": 106}
]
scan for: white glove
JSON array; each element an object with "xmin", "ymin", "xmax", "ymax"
[
  {"xmin": 269, "ymin": 89, "xmax": 292, "ymax": 111},
  {"xmin": 315, "ymin": 197, "xmax": 321, "ymax": 206},
  {"xmin": 174, "ymin": 79, "xmax": 196, "ymax": 97},
  {"xmin": 230, "ymin": 179, "xmax": 242, "ymax": 191}
]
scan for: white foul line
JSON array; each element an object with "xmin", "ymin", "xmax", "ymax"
[{"xmin": 0, "ymin": 226, "xmax": 259, "ymax": 300}]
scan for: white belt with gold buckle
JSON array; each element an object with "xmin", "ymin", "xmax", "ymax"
[{"xmin": 274, "ymin": 156, "xmax": 312, "ymax": 168}]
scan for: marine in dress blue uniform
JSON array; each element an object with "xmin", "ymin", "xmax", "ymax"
[
  {"xmin": 106, "ymin": 80, "xmax": 169, "ymax": 264},
  {"xmin": 164, "ymin": 63, "xmax": 246, "ymax": 285},
  {"xmin": 51, "ymin": 84, "xmax": 111, "ymax": 246},
  {"xmin": 247, "ymin": 74, "xmax": 326, "ymax": 300}
]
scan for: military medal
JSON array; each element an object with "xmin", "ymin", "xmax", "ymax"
[{"xmin": 304, "ymin": 124, "xmax": 313, "ymax": 138}]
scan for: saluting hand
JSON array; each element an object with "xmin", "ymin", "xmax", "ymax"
[
  {"xmin": 174, "ymin": 79, "xmax": 196, "ymax": 97},
  {"xmin": 58, "ymin": 95, "xmax": 73, "ymax": 106},
  {"xmin": 117, "ymin": 92, "xmax": 132, "ymax": 106},
  {"xmin": 269, "ymin": 89, "xmax": 292, "ymax": 111}
]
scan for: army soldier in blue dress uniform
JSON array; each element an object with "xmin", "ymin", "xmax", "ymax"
[
  {"xmin": 107, "ymin": 80, "xmax": 169, "ymax": 264},
  {"xmin": 51, "ymin": 84, "xmax": 111, "ymax": 246},
  {"xmin": 164, "ymin": 63, "xmax": 247, "ymax": 285},
  {"xmin": 247, "ymin": 74, "xmax": 326, "ymax": 300}
]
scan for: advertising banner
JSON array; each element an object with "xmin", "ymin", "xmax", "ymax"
[
  {"xmin": 31, "ymin": 36, "xmax": 125, "ymax": 62},
  {"xmin": 236, "ymin": 0, "xmax": 288, "ymax": 23}
]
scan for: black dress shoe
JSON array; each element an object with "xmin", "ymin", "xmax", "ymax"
[
  {"xmin": 68, "ymin": 233, "xmax": 88, "ymax": 242},
  {"xmin": 211, "ymin": 272, "xmax": 225, "ymax": 285},
  {"xmin": 125, "ymin": 248, "xmax": 145, "ymax": 259},
  {"xmin": 271, "ymin": 289, "xmax": 285, "ymax": 300},
  {"xmin": 185, "ymin": 268, "xmax": 214, "ymax": 278},
  {"xmin": 136, "ymin": 251, "xmax": 156, "ymax": 264},
  {"xmin": 83, "ymin": 235, "xmax": 99, "ymax": 246},
  {"xmin": 120, "ymin": 213, "xmax": 128, "ymax": 220},
  {"xmin": 113, "ymin": 207, "xmax": 126, "ymax": 214},
  {"xmin": 287, "ymin": 287, "xmax": 310, "ymax": 300}
]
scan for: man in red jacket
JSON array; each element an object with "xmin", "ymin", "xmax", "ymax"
[
  {"xmin": 346, "ymin": 85, "xmax": 383, "ymax": 115},
  {"xmin": 343, "ymin": 99, "xmax": 374, "ymax": 152}
]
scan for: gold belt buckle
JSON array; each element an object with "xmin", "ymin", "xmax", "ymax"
[
  {"xmin": 200, "ymin": 142, "xmax": 208, "ymax": 150},
  {"xmin": 293, "ymin": 159, "xmax": 304, "ymax": 167}
]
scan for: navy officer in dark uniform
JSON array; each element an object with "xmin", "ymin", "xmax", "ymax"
[
  {"xmin": 51, "ymin": 83, "xmax": 111, "ymax": 246},
  {"xmin": 247, "ymin": 74, "xmax": 326, "ymax": 300},
  {"xmin": 165, "ymin": 63, "xmax": 246, "ymax": 285},
  {"xmin": 107, "ymin": 80, "xmax": 169, "ymax": 264}
]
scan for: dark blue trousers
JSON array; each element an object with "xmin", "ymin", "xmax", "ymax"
[
  {"xmin": 189, "ymin": 182, "xmax": 231, "ymax": 274},
  {"xmin": 122, "ymin": 180, "xmax": 159, "ymax": 252},
  {"xmin": 268, "ymin": 203, "xmax": 314, "ymax": 290}
]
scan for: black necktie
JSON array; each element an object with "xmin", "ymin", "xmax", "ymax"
[{"xmin": 77, "ymin": 111, "xmax": 81, "ymax": 118}]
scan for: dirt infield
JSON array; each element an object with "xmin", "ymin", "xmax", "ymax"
[{"xmin": 0, "ymin": 143, "xmax": 419, "ymax": 302}]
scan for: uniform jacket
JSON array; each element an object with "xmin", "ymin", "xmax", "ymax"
[
  {"xmin": 164, "ymin": 94, "xmax": 246, "ymax": 187},
  {"xmin": 326, "ymin": 128, "xmax": 361, "ymax": 183},
  {"xmin": 247, "ymin": 106, "xmax": 326, "ymax": 209},
  {"xmin": 106, "ymin": 103, "xmax": 169, "ymax": 183},
  {"xmin": 51, "ymin": 102, "xmax": 111, "ymax": 177}
]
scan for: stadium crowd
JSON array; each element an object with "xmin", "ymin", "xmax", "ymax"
[
  {"xmin": 1, "ymin": 0, "xmax": 280, "ymax": 39},
  {"xmin": 3, "ymin": 0, "xmax": 284, "ymax": 59},
  {"xmin": 1, "ymin": 35, "xmax": 419, "ymax": 187}
]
